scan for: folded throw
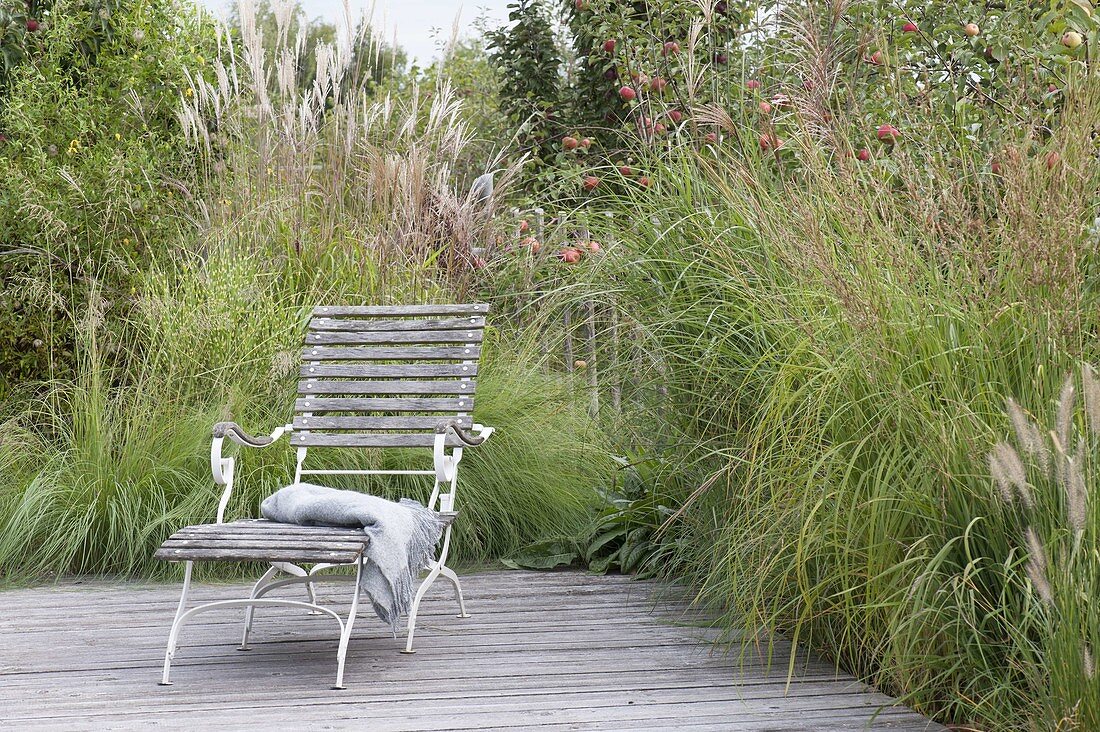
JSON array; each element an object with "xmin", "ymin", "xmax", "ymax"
[{"xmin": 260, "ymin": 483, "xmax": 451, "ymax": 633}]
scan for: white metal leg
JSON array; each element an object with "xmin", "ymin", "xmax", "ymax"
[
  {"xmin": 401, "ymin": 564, "xmax": 440, "ymax": 654},
  {"xmin": 333, "ymin": 561, "xmax": 364, "ymax": 689},
  {"xmin": 159, "ymin": 562, "xmax": 365, "ymax": 688},
  {"xmin": 239, "ymin": 565, "xmax": 280, "ymax": 650},
  {"xmin": 438, "ymin": 564, "xmax": 470, "ymax": 618},
  {"xmin": 160, "ymin": 561, "xmax": 194, "ymax": 685}
]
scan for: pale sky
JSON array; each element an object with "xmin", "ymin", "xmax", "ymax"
[{"xmin": 199, "ymin": 0, "xmax": 513, "ymax": 67}]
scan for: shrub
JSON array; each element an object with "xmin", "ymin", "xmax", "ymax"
[{"xmin": 0, "ymin": 0, "xmax": 213, "ymax": 390}]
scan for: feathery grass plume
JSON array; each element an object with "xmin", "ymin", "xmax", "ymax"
[
  {"xmin": 1057, "ymin": 373, "xmax": 1077, "ymax": 450},
  {"xmin": 1024, "ymin": 526, "xmax": 1054, "ymax": 605},
  {"xmin": 989, "ymin": 441, "xmax": 1034, "ymax": 510},
  {"xmin": 989, "ymin": 446, "xmax": 1015, "ymax": 504},
  {"xmin": 1086, "ymin": 645, "xmax": 1096, "ymax": 680},
  {"xmin": 1064, "ymin": 453, "xmax": 1087, "ymax": 534},
  {"xmin": 1007, "ymin": 397, "xmax": 1048, "ymax": 471},
  {"xmin": 1083, "ymin": 364, "xmax": 1100, "ymax": 438}
]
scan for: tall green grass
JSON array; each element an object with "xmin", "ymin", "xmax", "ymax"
[
  {"xmin": 519, "ymin": 77, "xmax": 1100, "ymax": 729},
  {"xmin": 0, "ymin": 281, "xmax": 606, "ymax": 578}
]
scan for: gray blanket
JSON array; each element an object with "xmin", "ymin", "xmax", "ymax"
[{"xmin": 260, "ymin": 483, "xmax": 451, "ymax": 633}]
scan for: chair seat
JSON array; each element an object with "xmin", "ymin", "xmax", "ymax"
[{"xmin": 154, "ymin": 519, "xmax": 370, "ymax": 564}]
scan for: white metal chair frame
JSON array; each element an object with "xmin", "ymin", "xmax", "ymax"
[{"xmin": 159, "ymin": 304, "xmax": 494, "ymax": 690}]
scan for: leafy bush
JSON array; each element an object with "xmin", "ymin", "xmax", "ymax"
[{"xmin": 0, "ymin": 0, "xmax": 213, "ymax": 390}]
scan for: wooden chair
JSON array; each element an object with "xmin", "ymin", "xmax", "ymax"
[{"xmin": 154, "ymin": 303, "xmax": 494, "ymax": 689}]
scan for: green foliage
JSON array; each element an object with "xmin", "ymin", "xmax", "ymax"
[
  {"xmin": 502, "ymin": 67, "xmax": 1100, "ymax": 726},
  {"xmin": 0, "ymin": 0, "xmax": 213, "ymax": 391},
  {"xmin": 487, "ymin": 0, "xmax": 563, "ymax": 176}
]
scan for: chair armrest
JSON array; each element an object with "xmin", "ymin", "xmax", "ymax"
[
  {"xmin": 435, "ymin": 420, "xmax": 495, "ymax": 446},
  {"xmin": 210, "ymin": 422, "xmax": 290, "ymax": 523},
  {"xmin": 212, "ymin": 421, "xmax": 283, "ymax": 447},
  {"xmin": 433, "ymin": 422, "xmax": 495, "ymax": 484}
]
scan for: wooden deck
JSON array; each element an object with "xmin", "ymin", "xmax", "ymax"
[{"xmin": 0, "ymin": 570, "xmax": 944, "ymax": 731}]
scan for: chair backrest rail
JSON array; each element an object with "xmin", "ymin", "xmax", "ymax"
[
  {"xmin": 300, "ymin": 345, "xmax": 480, "ymax": 360},
  {"xmin": 294, "ymin": 416, "xmax": 473, "ymax": 430},
  {"xmin": 295, "ymin": 397, "xmax": 472, "ymax": 412},
  {"xmin": 298, "ymin": 380, "xmax": 476, "ymax": 395},
  {"xmin": 313, "ymin": 304, "xmax": 487, "ymax": 316},
  {"xmin": 300, "ymin": 364, "xmax": 478, "ymax": 378},
  {"xmin": 308, "ymin": 316, "xmax": 486, "ymax": 332},
  {"xmin": 305, "ymin": 331, "xmax": 484, "ymax": 345}
]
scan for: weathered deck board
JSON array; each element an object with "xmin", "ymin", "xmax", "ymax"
[{"xmin": 0, "ymin": 570, "xmax": 944, "ymax": 731}]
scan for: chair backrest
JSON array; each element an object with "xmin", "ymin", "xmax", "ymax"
[{"xmin": 291, "ymin": 303, "xmax": 489, "ymax": 452}]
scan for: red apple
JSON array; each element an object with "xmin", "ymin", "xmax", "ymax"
[
  {"xmin": 26, "ymin": 18, "xmax": 39, "ymax": 32},
  {"xmin": 519, "ymin": 219, "xmax": 529, "ymax": 233},
  {"xmin": 603, "ymin": 39, "xmax": 616, "ymax": 53},
  {"xmin": 1062, "ymin": 31, "xmax": 1083, "ymax": 49},
  {"xmin": 759, "ymin": 133, "xmax": 782, "ymax": 150},
  {"xmin": 990, "ymin": 160, "xmax": 1003, "ymax": 175},
  {"xmin": 715, "ymin": 52, "xmax": 728, "ymax": 64},
  {"xmin": 619, "ymin": 165, "xmax": 633, "ymax": 176},
  {"xmin": 520, "ymin": 236, "xmax": 538, "ymax": 248},
  {"xmin": 638, "ymin": 176, "xmax": 651, "ymax": 188},
  {"xmin": 902, "ymin": 21, "xmax": 918, "ymax": 33},
  {"xmin": 562, "ymin": 136, "xmax": 579, "ymax": 150},
  {"xmin": 662, "ymin": 41, "xmax": 680, "ymax": 56},
  {"xmin": 649, "ymin": 76, "xmax": 668, "ymax": 93},
  {"xmin": 1046, "ymin": 151, "xmax": 1061, "ymax": 170},
  {"xmin": 619, "ymin": 85, "xmax": 637, "ymax": 101},
  {"xmin": 869, "ymin": 50, "xmax": 884, "ymax": 65},
  {"xmin": 587, "ymin": 241, "xmax": 601, "ymax": 254},
  {"xmin": 876, "ymin": 124, "xmax": 900, "ymax": 143},
  {"xmin": 704, "ymin": 132, "xmax": 718, "ymax": 144},
  {"xmin": 1048, "ymin": 84, "xmax": 1059, "ymax": 93},
  {"xmin": 668, "ymin": 109, "xmax": 683, "ymax": 123},
  {"xmin": 758, "ymin": 101, "xmax": 773, "ymax": 114},
  {"xmin": 559, "ymin": 248, "xmax": 583, "ymax": 263},
  {"xmin": 580, "ymin": 137, "xmax": 592, "ymax": 149},
  {"xmin": 654, "ymin": 123, "xmax": 667, "ymax": 135},
  {"xmin": 746, "ymin": 79, "xmax": 762, "ymax": 90},
  {"xmin": 857, "ymin": 148, "xmax": 870, "ymax": 161},
  {"xmin": 583, "ymin": 175, "xmax": 600, "ymax": 191},
  {"xmin": 574, "ymin": 0, "xmax": 587, "ymax": 10},
  {"xmin": 964, "ymin": 23, "xmax": 980, "ymax": 38}
]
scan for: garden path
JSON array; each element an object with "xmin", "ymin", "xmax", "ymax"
[{"xmin": 0, "ymin": 570, "xmax": 945, "ymax": 730}]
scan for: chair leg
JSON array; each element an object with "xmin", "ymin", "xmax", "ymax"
[
  {"xmin": 160, "ymin": 561, "xmax": 194, "ymax": 686},
  {"xmin": 400, "ymin": 564, "xmax": 441, "ymax": 654},
  {"xmin": 333, "ymin": 561, "xmax": 364, "ymax": 690},
  {"xmin": 438, "ymin": 564, "xmax": 470, "ymax": 618},
  {"xmin": 239, "ymin": 565, "xmax": 280, "ymax": 651}
]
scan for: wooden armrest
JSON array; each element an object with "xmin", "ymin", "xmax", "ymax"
[
  {"xmin": 212, "ymin": 422, "xmax": 276, "ymax": 447},
  {"xmin": 435, "ymin": 420, "xmax": 491, "ymax": 446}
]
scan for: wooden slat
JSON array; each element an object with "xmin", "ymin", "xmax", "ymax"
[
  {"xmin": 298, "ymin": 380, "xmax": 476, "ymax": 395},
  {"xmin": 293, "ymin": 416, "xmax": 472, "ymax": 430},
  {"xmin": 153, "ymin": 547, "xmax": 363, "ymax": 563},
  {"xmin": 161, "ymin": 538, "xmax": 368, "ymax": 551},
  {"xmin": 304, "ymin": 331, "xmax": 484, "ymax": 346},
  {"xmin": 300, "ymin": 364, "xmax": 478, "ymax": 378},
  {"xmin": 174, "ymin": 521, "xmax": 366, "ymax": 538},
  {"xmin": 300, "ymin": 345, "xmax": 481, "ymax": 360},
  {"xmin": 291, "ymin": 433, "xmax": 464, "ymax": 448},
  {"xmin": 312, "ymin": 304, "xmax": 490, "ymax": 317},
  {"xmin": 294, "ymin": 397, "xmax": 471, "ymax": 413},
  {"xmin": 308, "ymin": 316, "xmax": 486, "ymax": 332}
]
